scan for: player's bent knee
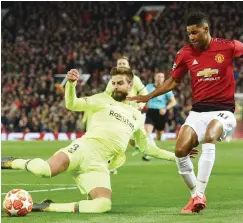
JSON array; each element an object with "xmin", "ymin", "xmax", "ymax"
[
  {"xmin": 78, "ymin": 197, "xmax": 112, "ymax": 213},
  {"xmin": 204, "ymin": 120, "xmax": 224, "ymax": 143},
  {"xmin": 204, "ymin": 132, "xmax": 218, "ymax": 143},
  {"xmin": 175, "ymin": 147, "xmax": 188, "ymax": 158},
  {"xmin": 93, "ymin": 197, "xmax": 112, "ymax": 213},
  {"xmin": 26, "ymin": 158, "xmax": 51, "ymax": 178}
]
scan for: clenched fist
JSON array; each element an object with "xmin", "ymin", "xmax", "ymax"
[{"xmin": 67, "ymin": 69, "xmax": 79, "ymax": 82}]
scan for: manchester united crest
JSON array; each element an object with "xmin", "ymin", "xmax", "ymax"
[{"xmin": 215, "ymin": 54, "xmax": 224, "ymax": 63}]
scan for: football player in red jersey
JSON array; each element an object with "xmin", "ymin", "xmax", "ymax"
[{"xmin": 128, "ymin": 12, "xmax": 243, "ymax": 213}]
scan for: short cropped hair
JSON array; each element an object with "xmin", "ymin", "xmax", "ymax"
[
  {"xmin": 186, "ymin": 12, "xmax": 209, "ymax": 27},
  {"xmin": 117, "ymin": 56, "xmax": 129, "ymax": 61},
  {"xmin": 110, "ymin": 66, "xmax": 134, "ymax": 83}
]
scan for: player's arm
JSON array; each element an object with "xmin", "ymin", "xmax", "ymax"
[
  {"xmin": 127, "ymin": 76, "xmax": 180, "ymax": 103},
  {"xmin": 166, "ymin": 96, "xmax": 177, "ymax": 109},
  {"xmin": 232, "ymin": 40, "xmax": 243, "ymax": 58},
  {"xmin": 134, "ymin": 75, "xmax": 148, "ymax": 96},
  {"xmin": 134, "ymin": 75, "xmax": 149, "ymax": 109},
  {"xmin": 147, "ymin": 77, "xmax": 180, "ymax": 100},
  {"xmin": 133, "ymin": 125, "xmax": 198, "ymax": 160},
  {"xmin": 165, "ymin": 92, "xmax": 177, "ymax": 110},
  {"xmin": 65, "ymin": 69, "xmax": 97, "ymax": 112},
  {"xmin": 159, "ymin": 93, "xmax": 177, "ymax": 115},
  {"xmin": 104, "ymin": 80, "xmax": 113, "ymax": 95},
  {"xmin": 133, "ymin": 125, "xmax": 175, "ymax": 161},
  {"xmin": 127, "ymin": 49, "xmax": 188, "ymax": 103}
]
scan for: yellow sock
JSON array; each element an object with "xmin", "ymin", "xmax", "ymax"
[
  {"xmin": 12, "ymin": 159, "xmax": 29, "ymax": 169},
  {"xmin": 12, "ymin": 158, "xmax": 51, "ymax": 177},
  {"xmin": 78, "ymin": 198, "xmax": 111, "ymax": 213},
  {"xmin": 46, "ymin": 198, "xmax": 111, "ymax": 213},
  {"xmin": 46, "ymin": 202, "xmax": 78, "ymax": 212}
]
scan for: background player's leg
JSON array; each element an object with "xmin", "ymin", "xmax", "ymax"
[
  {"xmin": 145, "ymin": 124, "xmax": 156, "ymax": 145},
  {"xmin": 155, "ymin": 112, "xmax": 167, "ymax": 141},
  {"xmin": 155, "ymin": 130, "xmax": 163, "ymax": 140},
  {"xmin": 143, "ymin": 123, "xmax": 155, "ymax": 161},
  {"xmin": 175, "ymin": 125, "xmax": 199, "ymax": 195}
]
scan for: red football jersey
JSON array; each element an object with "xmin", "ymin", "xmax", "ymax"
[{"xmin": 171, "ymin": 38, "xmax": 243, "ymax": 112}]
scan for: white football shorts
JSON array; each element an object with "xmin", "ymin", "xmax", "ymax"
[{"xmin": 182, "ymin": 110, "xmax": 237, "ymax": 143}]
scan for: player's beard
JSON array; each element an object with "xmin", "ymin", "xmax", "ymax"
[{"xmin": 111, "ymin": 90, "xmax": 128, "ymax": 102}]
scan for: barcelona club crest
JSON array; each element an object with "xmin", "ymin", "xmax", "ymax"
[{"xmin": 215, "ymin": 54, "xmax": 224, "ymax": 63}]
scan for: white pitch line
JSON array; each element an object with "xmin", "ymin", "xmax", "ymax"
[
  {"xmin": 2, "ymin": 184, "xmax": 76, "ymax": 186},
  {"xmin": 1, "ymin": 187, "xmax": 78, "ymax": 195}
]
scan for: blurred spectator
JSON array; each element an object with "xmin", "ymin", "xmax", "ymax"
[{"xmin": 1, "ymin": 2, "xmax": 243, "ymax": 132}]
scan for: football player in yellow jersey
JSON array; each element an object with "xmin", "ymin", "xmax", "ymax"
[
  {"xmin": 84, "ymin": 56, "xmax": 151, "ymax": 167},
  {"xmin": 105, "ymin": 56, "xmax": 148, "ymax": 110},
  {"xmin": 84, "ymin": 56, "xmax": 148, "ymax": 130},
  {"xmin": 2, "ymin": 67, "xmax": 179, "ymax": 214}
]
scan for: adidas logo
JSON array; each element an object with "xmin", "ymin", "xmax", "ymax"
[{"xmin": 192, "ymin": 59, "xmax": 198, "ymax": 65}]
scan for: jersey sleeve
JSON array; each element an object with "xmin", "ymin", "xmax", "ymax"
[
  {"xmin": 65, "ymin": 81, "xmax": 99, "ymax": 112},
  {"xmin": 134, "ymin": 76, "xmax": 148, "ymax": 95},
  {"xmin": 233, "ymin": 40, "xmax": 243, "ymax": 58},
  {"xmin": 170, "ymin": 49, "xmax": 188, "ymax": 79},
  {"xmin": 105, "ymin": 80, "xmax": 113, "ymax": 95},
  {"xmin": 133, "ymin": 119, "xmax": 175, "ymax": 161},
  {"xmin": 165, "ymin": 91, "xmax": 174, "ymax": 100}
]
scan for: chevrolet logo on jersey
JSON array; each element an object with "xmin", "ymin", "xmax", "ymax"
[
  {"xmin": 197, "ymin": 68, "xmax": 219, "ymax": 77},
  {"xmin": 109, "ymin": 110, "xmax": 134, "ymax": 130}
]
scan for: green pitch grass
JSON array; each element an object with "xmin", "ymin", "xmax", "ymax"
[{"xmin": 1, "ymin": 140, "xmax": 243, "ymax": 223}]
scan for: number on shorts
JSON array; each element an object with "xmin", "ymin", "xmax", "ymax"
[
  {"xmin": 217, "ymin": 113, "xmax": 228, "ymax": 120},
  {"xmin": 68, "ymin": 144, "xmax": 79, "ymax": 153}
]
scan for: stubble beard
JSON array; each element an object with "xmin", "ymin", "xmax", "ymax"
[{"xmin": 111, "ymin": 90, "xmax": 128, "ymax": 102}]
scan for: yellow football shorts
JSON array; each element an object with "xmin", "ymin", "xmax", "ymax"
[{"xmin": 55, "ymin": 138, "xmax": 111, "ymax": 195}]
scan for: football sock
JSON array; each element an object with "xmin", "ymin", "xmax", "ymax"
[
  {"xmin": 12, "ymin": 158, "xmax": 52, "ymax": 178},
  {"xmin": 11, "ymin": 159, "xmax": 29, "ymax": 169},
  {"xmin": 26, "ymin": 158, "xmax": 51, "ymax": 178},
  {"xmin": 175, "ymin": 155, "xmax": 197, "ymax": 196},
  {"xmin": 196, "ymin": 143, "xmax": 215, "ymax": 195},
  {"xmin": 46, "ymin": 198, "xmax": 111, "ymax": 213}
]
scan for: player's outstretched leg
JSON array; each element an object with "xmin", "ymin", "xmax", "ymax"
[
  {"xmin": 1, "ymin": 151, "xmax": 70, "ymax": 178},
  {"xmin": 1, "ymin": 156, "xmax": 52, "ymax": 177},
  {"xmin": 32, "ymin": 187, "xmax": 112, "ymax": 213},
  {"xmin": 1, "ymin": 156, "xmax": 18, "ymax": 169},
  {"xmin": 32, "ymin": 199, "xmax": 55, "ymax": 212}
]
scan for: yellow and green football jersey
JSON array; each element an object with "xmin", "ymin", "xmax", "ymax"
[{"xmin": 65, "ymin": 81, "xmax": 175, "ymax": 169}]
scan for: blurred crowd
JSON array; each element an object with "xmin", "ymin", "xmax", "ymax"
[{"xmin": 1, "ymin": 2, "xmax": 243, "ymax": 133}]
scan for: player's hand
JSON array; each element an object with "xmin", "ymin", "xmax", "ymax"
[
  {"xmin": 189, "ymin": 149, "xmax": 199, "ymax": 159},
  {"xmin": 159, "ymin": 108, "xmax": 167, "ymax": 115},
  {"xmin": 67, "ymin": 69, "xmax": 79, "ymax": 82},
  {"xmin": 137, "ymin": 103, "xmax": 146, "ymax": 111},
  {"xmin": 127, "ymin": 95, "xmax": 151, "ymax": 103}
]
